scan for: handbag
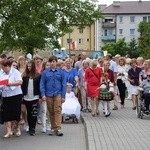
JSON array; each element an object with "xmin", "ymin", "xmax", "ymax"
[{"xmin": 98, "ymin": 82, "xmax": 114, "ymax": 101}]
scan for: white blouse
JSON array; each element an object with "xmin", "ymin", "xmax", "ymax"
[{"xmin": 1, "ymin": 67, "xmax": 22, "ymax": 97}]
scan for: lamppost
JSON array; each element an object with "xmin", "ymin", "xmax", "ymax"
[{"xmin": 68, "ymin": 32, "xmax": 71, "ymax": 57}]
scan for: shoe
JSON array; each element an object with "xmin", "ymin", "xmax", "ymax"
[
  {"xmin": 49, "ymin": 129, "xmax": 56, "ymax": 136},
  {"xmin": 92, "ymin": 113, "xmax": 95, "ymax": 117},
  {"xmin": 132, "ymin": 106, "xmax": 136, "ymax": 110},
  {"xmin": 112, "ymin": 106, "xmax": 118, "ymax": 110},
  {"xmin": 105, "ymin": 112, "xmax": 111, "ymax": 117},
  {"xmin": 88, "ymin": 109, "xmax": 92, "ymax": 113},
  {"xmin": 29, "ymin": 131, "xmax": 35, "ymax": 136},
  {"xmin": 41, "ymin": 128, "xmax": 46, "ymax": 133},
  {"xmin": 24, "ymin": 124, "xmax": 29, "ymax": 132},
  {"xmin": 144, "ymin": 110, "xmax": 149, "ymax": 115},
  {"xmin": 3, "ymin": 132, "xmax": 13, "ymax": 138},
  {"xmin": 96, "ymin": 110, "xmax": 100, "ymax": 116},
  {"xmin": 16, "ymin": 129, "xmax": 21, "ymax": 137},
  {"xmin": 56, "ymin": 130, "xmax": 63, "ymax": 136},
  {"xmin": 37, "ymin": 119, "xmax": 42, "ymax": 125}
]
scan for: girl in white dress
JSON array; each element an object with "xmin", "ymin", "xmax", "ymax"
[{"xmin": 62, "ymin": 83, "xmax": 81, "ymax": 120}]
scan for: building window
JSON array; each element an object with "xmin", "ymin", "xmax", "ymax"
[
  {"xmin": 67, "ymin": 38, "xmax": 72, "ymax": 44},
  {"xmin": 130, "ymin": 29, "xmax": 135, "ymax": 36},
  {"xmin": 79, "ymin": 28, "xmax": 84, "ymax": 33},
  {"xmin": 143, "ymin": 16, "xmax": 147, "ymax": 22},
  {"xmin": 78, "ymin": 38, "xmax": 83, "ymax": 44},
  {"xmin": 130, "ymin": 16, "xmax": 135, "ymax": 23},
  {"xmin": 148, "ymin": 16, "xmax": 150, "ymax": 22},
  {"xmin": 119, "ymin": 16, "xmax": 123, "ymax": 23},
  {"xmin": 119, "ymin": 29, "xmax": 123, "ymax": 35},
  {"xmin": 104, "ymin": 29, "xmax": 113, "ymax": 36}
]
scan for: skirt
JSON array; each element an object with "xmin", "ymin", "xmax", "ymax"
[{"xmin": 2, "ymin": 94, "xmax": 22, "ymax": 122}]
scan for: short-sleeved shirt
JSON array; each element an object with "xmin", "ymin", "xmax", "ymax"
[
  {"xmin": 1, "ymin": 67, "xmax": 22, "ymax": 97},
  {"xmin": 64, "ymin": 68, "xmax": 78, "ymax": 88},
  {"xmin": 128, "ymin": 67, "xmax": 141, "ymax": 86}
]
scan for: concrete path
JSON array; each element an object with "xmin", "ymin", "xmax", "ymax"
[
  {"xmin": 82, "ymin": 100, "xmax": 150, "ymax": 150},
  {"xmin": 0, "ymin": 121, "xmax": 86, "ymax": 150}
]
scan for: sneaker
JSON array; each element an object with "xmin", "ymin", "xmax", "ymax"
[
  {"xmin": 24, "ymin": 124, "xmax": 29, "ymax": 132},
  {"xmin": 105, "ymin": 112, "xmax": 111, "ymax": 117},
  {"xmin": 41, "ymin": 127, "xmax": 46, "ymax": 133},
  {"xmin": 29, "ymin": 131, "xmax": 35, "ymax": 136},
  {"xmin": 48, "ymin": 129, "xmax": 56, "ymax": 136},
  {"xmin": 29, "ymin": 129, "xmax": 35, "ymax": 136},
  {"xmin": 56, "ymin": 130, "xmax": 63, "ymax": 136},
  {"xmin": 37, "ymin": 119, "xmax": 42, "ymax": 125}
]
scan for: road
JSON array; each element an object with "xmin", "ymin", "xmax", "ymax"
[{"xmin": 0, "ymin": 120, "xmax": 87, "ymax": 150}]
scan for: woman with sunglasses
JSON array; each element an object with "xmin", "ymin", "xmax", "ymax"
[{"xmin": 139, "ymin": 70, "xmax": 150, "ymax": 113}]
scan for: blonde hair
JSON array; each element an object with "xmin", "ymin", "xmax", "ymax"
[
  {"xmin": 65, "ymin": 58, "xmax": 73, "ymax": 63},
  {"xmin": 118, "ymin": 57, "xmax": 125, "ymax": 65},
  {"xmin": 90, "ymin": 60, "xmax": 98, "ymax": 67}
]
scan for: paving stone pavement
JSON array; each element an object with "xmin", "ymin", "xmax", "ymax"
[
  {"xmin": 81, "ymin": 100, "xmax": 150, "ymax": 150},
  {"xmin": 0, "ymin": 121, "xmax": 86, "ymax": 150}
]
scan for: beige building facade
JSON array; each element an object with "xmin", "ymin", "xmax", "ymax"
[{"xmin": 61, "ymin": 24, "xmax": 95, "ymax": 51}]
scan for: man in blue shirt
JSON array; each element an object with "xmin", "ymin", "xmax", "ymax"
[{"xmin": 40, "ymin": 56, "xmax": 66, "ymax": 136}]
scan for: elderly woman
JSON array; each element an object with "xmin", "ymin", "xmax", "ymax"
[
  {"xmin": 84, "ymin": 60, "xmax": 102, "ymax": 116},
  {"xmin": 139, "ymin": 60, "xmax": 150, "ymax": 82},
  {"xmin": 139, "ymin": 70, "xmax": 150, "ymax": 113},
  {"xmin": 1, "ymin": 59, "xmax": 23, "ymax": 138},
  {"xmin": 64, "ymin": 58, "xmax": 78, "ymax": 91},
  {"xmin": 128, "ymin": 59, "xmax": 142, "ymax": 110},
  {"xmin": 78, "ymin": 59, "xmax": 90, "ymax": 112}
]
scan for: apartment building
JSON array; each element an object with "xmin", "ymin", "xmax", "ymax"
[
  {"xmin": 96, "ymin": 0, "xmax": 150, "ymax": 49},
  {"xmin": 61, "ymin": 24, "xmax": 95, "ymax": 51}
]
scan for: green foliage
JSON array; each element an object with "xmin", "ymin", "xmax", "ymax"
[
  {"xmin": 101, "ymin": 38, "xmax": 128, "ymax": 56},
  {"xmin": 138, "ymin": 22, "xmax": 150, "ymax": 59},
  {"xmin": 127, "ymin": 38, "xmax": 139, "ymax": 58},
  {"xmin": 0, "ymin": 0, "xmax": 102, "ymax": 55}
]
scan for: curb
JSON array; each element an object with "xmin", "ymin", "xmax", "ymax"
[{"xmin": 81, "ymin": 114, "xmax": 96, "ymax": 150}]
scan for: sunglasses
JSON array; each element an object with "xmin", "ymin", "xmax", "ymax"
[{"xmin": 147, "ymin": 75, "xmax": 150, "ymax": 77}]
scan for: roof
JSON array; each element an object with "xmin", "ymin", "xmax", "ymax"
[{"xmin": 102, "ymin": 1, "xmax": 150, "ymax": 15}]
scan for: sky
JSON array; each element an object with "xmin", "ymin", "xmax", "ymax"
[{"xmin": 97, "ymin": 0, "xmax": 150, "ymax": 6}]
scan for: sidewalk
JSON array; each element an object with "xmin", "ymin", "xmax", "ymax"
[{"xmin": 81, "ymin": 100, "xmax": 150, "ymax": 150}]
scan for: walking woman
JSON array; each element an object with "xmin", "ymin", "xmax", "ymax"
[
  {"xmin": 21, "ymin": 60, "xmax": 41, "ymax": 136},
  {"xmin": 84, "ymin": 60, "xmax": 102, "ymax": 116},
  {"xmin": 1, "ymin": 59, "xmax": 23, "ymax": 138},
  {"xmin": 128, "ymin": 59, "xmax": 142, "ymax": 110},
  {"xmin": 117, "ymin": 57, "xmax": 128, "ymax": 108}
]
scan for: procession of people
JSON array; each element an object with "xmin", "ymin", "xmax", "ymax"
[{"xmin": 0, "ymin": 52, "xmax": 150, "ymax": 138}]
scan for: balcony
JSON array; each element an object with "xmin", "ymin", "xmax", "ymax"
[
  {"xmin": 101, "ymin": 35, "xmax": 116, "ymax": 41},
  {"xmin": 102, "ymin": 22, "xmax": 116, "ymax": 28}
]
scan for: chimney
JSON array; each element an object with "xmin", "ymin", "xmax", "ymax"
[{"xmin": 113, "ymin": 1, "xmax": 120, "ymax": 7}]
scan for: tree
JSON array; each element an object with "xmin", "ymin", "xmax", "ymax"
[
  {"xmin": 138, "ymin": 22, "xmax": 150, "ymax": 59},
  {"xmin": 101, "ymin": 38, "xmax": 128, "ymax": 56},
  {"xmin": 0, "ymin": 0, "xmax": 102, "ymax": 55},
  {"xmin": 127, "ymin": 38, "xmax": 139, "ymax": 58}
]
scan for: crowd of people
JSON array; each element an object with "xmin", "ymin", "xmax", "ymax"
[{"xmin": 0, "ymin": 52, "xmax": 150, "ymax": 138}]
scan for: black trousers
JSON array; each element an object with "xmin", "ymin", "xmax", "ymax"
[
  {"xmin": 117, "ymin": 79, "xmax": 126, "ymax": 105},
  {"xmin": 143, "ymin": 93, "xmax": 150, "ymax": 110},
  {"xmin": 24, "ymin": 100, "xmax": 38, "ymax": 132}
]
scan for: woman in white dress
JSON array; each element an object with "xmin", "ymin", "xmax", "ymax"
[{"xmin": 62, "ymin": 83, "xmax": 81, "ymax": 120}]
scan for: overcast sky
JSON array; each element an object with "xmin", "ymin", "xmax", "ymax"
[{"xmin": 97, "ymin": 0, "xmax": 149, "ymax": 6}]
